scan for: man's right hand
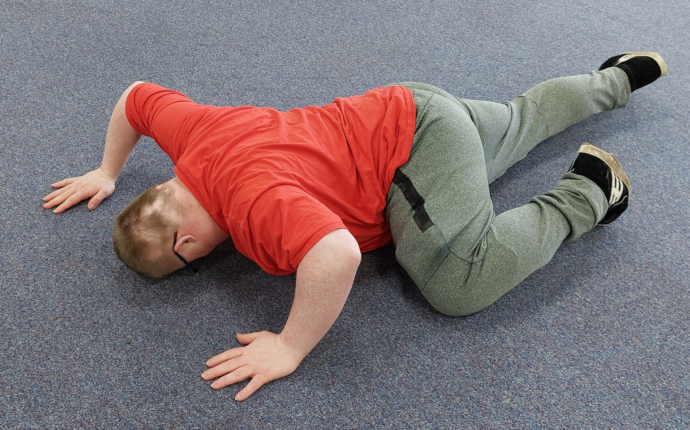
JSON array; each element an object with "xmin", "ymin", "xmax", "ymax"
[
  {"xmin": 43, "ymin": 168, "xmax": 116, "ymax": 214},
  {"xmin": 43, "ymin": 81, "xmax": 145, "ymax": 215}
]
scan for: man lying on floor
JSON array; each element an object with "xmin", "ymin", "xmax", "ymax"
[{"xmin": 43, "ymin": 52, "xmax": 666, "ymax": 401}]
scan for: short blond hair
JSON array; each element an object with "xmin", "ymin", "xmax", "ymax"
[{"xmin": 112, "ymin": 184, "xmax": 180, "ymax": 279}]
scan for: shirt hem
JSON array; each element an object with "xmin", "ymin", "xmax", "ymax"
[{"xmin": 274, "ymin": 222, "xmax": 347, "ymax": 275}]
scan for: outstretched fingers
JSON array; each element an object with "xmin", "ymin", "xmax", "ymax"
[
  {"xmin": 43, "ymin": 187, "xmax": 76, "ymax": 210},
  {"xmin": 51, "ymin": 177, "xmax": 77, "ymax": 188},
  {"xmin": 235, "ymin": 375, "xmax": 268, "ymax": 402},
  {"xmin": 42, "ymin": 178, "xmax": 81, "ymax": 211},
  {"xmin": 43, "ymin": 169, "xmax": 117, "ymax": 214},
  {"xmin": 203, "ymin": 331, "xmax": 301, "ymax": 401},
  {"xmin": 202, "ymin": 356, "xmax": 242, "ymax": 381},
  {"xmin": 88, "ymin": 188, "xmax": 111, "ymax": 210},
  {"xmin": 203, "ymin": 358, "xmax": 269, "ymax": 401},
  {"xmin": 43, "ymin": 181, "xmax": 75, "ymax": 203},
  {"xmin": 210, "ymin": 364, "xmax": 254, "ymax": 390},
  {"xmin": 206, "ymin": 347, "xmax": 243, "ymax": 368},
  {"xmin": 53, "ymin": 192, "xmax": 85, "ymax": 214}
]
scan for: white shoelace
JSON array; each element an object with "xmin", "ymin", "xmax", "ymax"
[
  {"xmin": 615, "ymin": 54, "xmax": 635, "ymax": 65},
  {"xmin": 609, "ymin": 174, "xmax": 624, "ymax": 205}
]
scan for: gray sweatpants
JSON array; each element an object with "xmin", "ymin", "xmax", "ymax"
[{"xmin": 386, "ymin": 67, "xmax": 631, "ymax": 316}]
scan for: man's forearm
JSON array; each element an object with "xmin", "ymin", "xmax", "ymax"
[
  {"xmin": 100, "ymin": 81, "xmax": 145, "ymax": 180},
  {"xmin": 201, "ymin": 229, "xmax": 361, "ymax": 401},
  {"xmin": 280, "ymin": 229, "xmax": 361, "ymax": 359}
]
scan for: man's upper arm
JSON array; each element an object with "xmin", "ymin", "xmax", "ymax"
[{"xmin": 124, "ymin": 82, "xmax": 202, "ymax": 164}]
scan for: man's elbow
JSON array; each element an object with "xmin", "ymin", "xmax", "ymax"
[
  {"xmin": 306, "ymin": 228, "xmax": 361, "ymax": 272},
  {"xmin": 349, "ymin": 243, "xmax": 362, "ymax": 269},
  {"xmin": 335, "ymin": 229, "xmax": 361, "ymax": 270},
  {"xmin": 342, "ymin": 247, "xmax": 362, "ymax": 275}
]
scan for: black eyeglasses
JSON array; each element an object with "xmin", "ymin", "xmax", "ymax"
[{"xmin": 173, "ymin": 231, "xmax": 200, "ymax": 275}]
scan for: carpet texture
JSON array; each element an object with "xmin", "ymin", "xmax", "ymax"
[{"xmin": 1, "ymin": 0, "xmax": 688, "ymax": 428}]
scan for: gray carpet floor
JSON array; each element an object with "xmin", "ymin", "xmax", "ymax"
[{"xmin": 2, "ymin": 0, "xmax": 689, "ymax": 428}]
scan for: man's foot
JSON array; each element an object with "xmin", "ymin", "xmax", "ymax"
[
  {"xmin": 599, "ymin": 52, "xmax": 667, "ymax": 92},
  {"xmin": 568, "ymin": 143, "xmax": 631, "ymax": 225}
]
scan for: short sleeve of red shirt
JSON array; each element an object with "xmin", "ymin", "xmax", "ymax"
[
  {"xmin": 244, "ymin": 186, "xmax": 346, "ymax": 275},
  {"xmin": 125, "ymin": 83, "xmax": 205, "ymax": 164}
]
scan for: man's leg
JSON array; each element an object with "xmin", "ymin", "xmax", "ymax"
[
  {"xmin": 387, "ymin": 55, "xmax": 662, "ymax": 316},
  {"xmin": 398, "ymin": 66, "xmax": 630, "ymax": 184},
  {"xmin": 460, "ymin": 68, "xmax": 631, "ymax": 183}
]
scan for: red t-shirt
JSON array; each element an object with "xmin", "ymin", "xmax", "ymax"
[{"xmin": 125, "ymin": 83, "xmax": 416, "ymax": 275}]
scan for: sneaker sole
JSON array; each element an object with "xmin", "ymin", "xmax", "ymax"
[
  {"xmin": 578, "ymin": 142, "xmax": 632, "ymax": 192},
  {"xmin": 617, "ymin": 52, "xmax": 668, "ymax": 77}
]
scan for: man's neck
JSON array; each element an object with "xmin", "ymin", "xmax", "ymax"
[{"xmin": 167, "ymin": 176, "xmax": 230, "ymax": 250}]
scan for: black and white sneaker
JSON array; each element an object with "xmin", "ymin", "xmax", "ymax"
[
  {"xmin": 599, "ymin": 52, "xmax": 667, "ymax": 92},
  {"xmin": 568, "ymin": 143, "xmax": 631, "ymax": 225}
]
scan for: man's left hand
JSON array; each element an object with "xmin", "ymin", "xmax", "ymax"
[
  {"xmin": 203, "ymin": 229, "xmax": 361, "ymax": 401},
  {"xmin": 202, "ymin": 331, "xmax": 305, "ymax": 401}
]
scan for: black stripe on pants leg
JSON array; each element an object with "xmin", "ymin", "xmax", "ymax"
[{"xmin": 392, "ymin": 169, "xmax": 434, "ymax": 233}]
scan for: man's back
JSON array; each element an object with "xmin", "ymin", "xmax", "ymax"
[{"xmin": 126, "ymin": 83, "xmax": 417, "ymax": 273}]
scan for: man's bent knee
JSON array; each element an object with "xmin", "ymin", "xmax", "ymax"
[
  {"xmin": 422, "ymin": 285, "xmax": 495, "ymax": 317},
  {"xmin": 420, "ymin": 252, "xmax": 518, "ymax": 317}
]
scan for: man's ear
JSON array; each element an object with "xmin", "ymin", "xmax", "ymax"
[{"xmin": 174, "ymin": 233, "xmax": 197, "ymax": 253}]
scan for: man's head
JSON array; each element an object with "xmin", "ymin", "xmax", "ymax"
[
  {"xmin": 112, "ymin": 182, "xmax": 182, "ymax": 279},
  {"xmin": 112, "ymin": 177, "xmax": 230, "ymax": 279}
]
